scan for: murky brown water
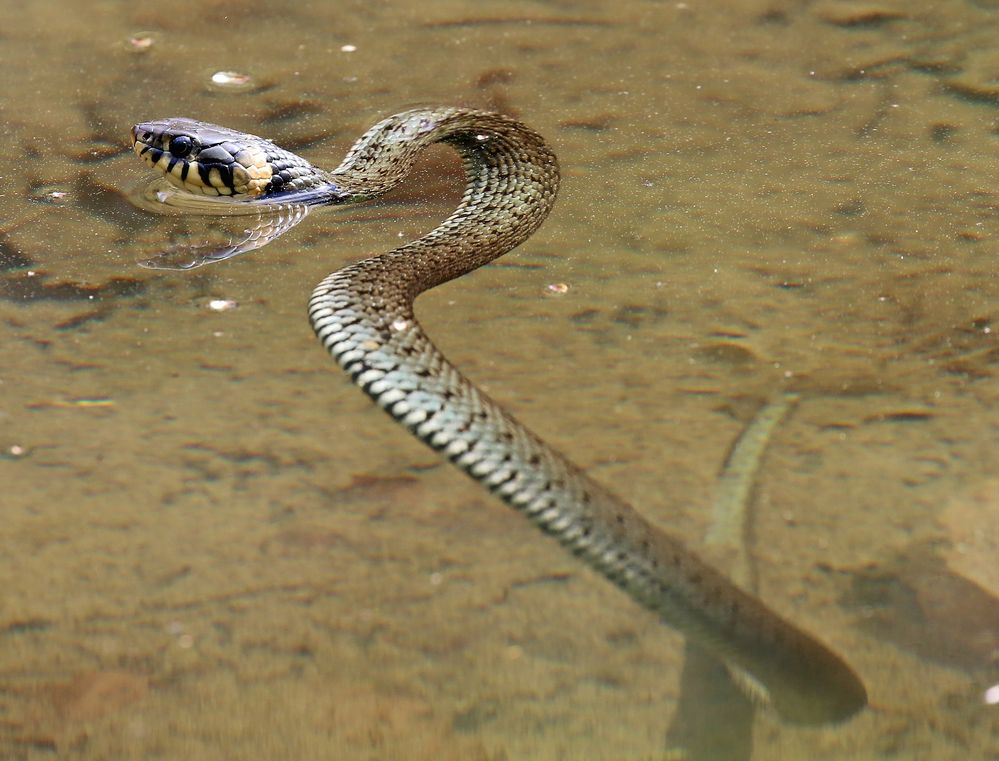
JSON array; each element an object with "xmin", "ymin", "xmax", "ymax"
[{"xmin": 1, "ymin": 1, "xmax": 996, "ymax": 759}]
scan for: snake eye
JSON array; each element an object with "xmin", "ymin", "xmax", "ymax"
[{"xmin": 168, "ymin": 135, "xmax": 194, "ymax": 158}]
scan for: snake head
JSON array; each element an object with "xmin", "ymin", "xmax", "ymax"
[
  {"xmin": 131, "ymin": 118, "xmax": 329, "ymax": 199},
  {"xmin": 131, "ymin": 118, "xmax": 275, "ymax": 197}
]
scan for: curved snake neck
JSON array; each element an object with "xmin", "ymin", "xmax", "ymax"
[{"xmin": 134, "ymin": 106, "xmax": 866, "ymax": 725}]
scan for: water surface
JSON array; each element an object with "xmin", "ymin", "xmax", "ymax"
[{"xmin": 1, "ymin": 1, "xmax": 996, "ymax": 759}]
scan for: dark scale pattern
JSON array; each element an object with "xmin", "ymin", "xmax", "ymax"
[
  {"xmin": 137, "ymin": 107, "xmax": 866, "ymax": 725},
  {"xmin": 264, "ymin": 147, "xmax": 327, "ymax": 194}
]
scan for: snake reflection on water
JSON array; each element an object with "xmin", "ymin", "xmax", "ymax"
[{"xmin": 131, "ymin": 107, "xmax": 866, "ymax": 724}]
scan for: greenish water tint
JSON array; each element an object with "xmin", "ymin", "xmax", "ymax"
[{"xmin": 0, "ymin": 1, "xmax": 995, "ymax": 759}]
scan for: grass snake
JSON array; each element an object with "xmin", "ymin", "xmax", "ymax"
[{"xmin": 130, "ymin": 106, "xmax": 867, "ymax": 725}]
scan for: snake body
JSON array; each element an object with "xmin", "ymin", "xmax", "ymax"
[{"xmin": 131, "ymin": 107, "xmax": 866, "ymax": 725}]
